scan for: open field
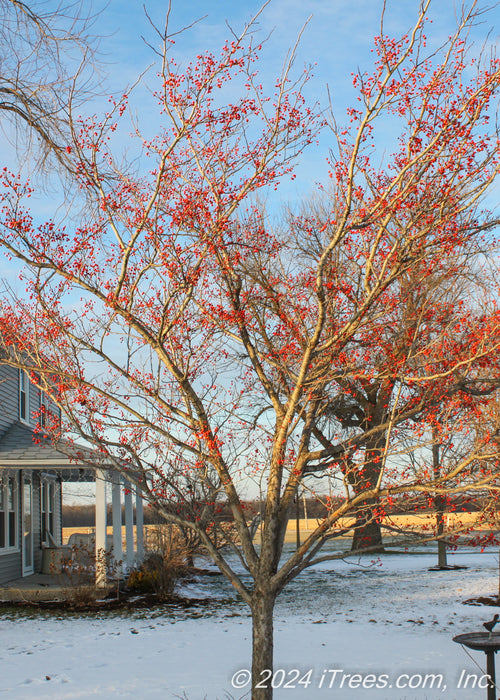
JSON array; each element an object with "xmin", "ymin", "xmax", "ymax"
[
  {"xmin": 259, "ymin": 512, "xmax": 496, "ymax": 544},
  {"xmin": 63, "ymin": 511, "xmax": 497, "ymax": 548}
]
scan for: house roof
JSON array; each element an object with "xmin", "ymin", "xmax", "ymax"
[{"xmin": 0, "ymin": 422, "xmax": 108, "ymax": 481}]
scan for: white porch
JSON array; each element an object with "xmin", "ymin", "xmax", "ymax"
[
  {"xmin": 93, "ymin": 470, "xmax": 144, "ymax": 586},
  {"xmin": 0, "ymin": 422, "xmax": 145, "ymax": 588}
]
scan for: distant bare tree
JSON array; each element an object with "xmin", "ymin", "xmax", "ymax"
[{"xmin": 0, "ymin": 0, "xmax": 102, "ymax": 172}]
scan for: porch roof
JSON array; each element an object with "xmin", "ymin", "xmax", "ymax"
[{"xmin": 0, "ymin": 422, "xmax": 106, "ymax": 481}]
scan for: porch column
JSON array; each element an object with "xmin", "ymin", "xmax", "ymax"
[
  {"xmin": 95, "ymin": 469, "xmax": 107, "ymax": 588},
  {"xmin": 135, "ymin": 487, "xmax": 144, "ymax": 563},
  {"xmin": 124, "ymin": 479, "xmax": 135, "ymax": 569},
  {"xmin": 111, "ymin": 472, "xmax": 123, "ymax": 575}
]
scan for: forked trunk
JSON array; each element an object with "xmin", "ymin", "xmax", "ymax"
[{"xmin": 251, "ymin": 589, "xmax": 276, "ymax": 700}]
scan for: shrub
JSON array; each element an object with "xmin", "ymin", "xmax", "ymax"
[
  {"xmin": 58, "ymin": 543, "xmax": 122, "ymax": 603},
  {"xmin": 127, "ymin": 529, "xmax": 188, "ymax": 597}
]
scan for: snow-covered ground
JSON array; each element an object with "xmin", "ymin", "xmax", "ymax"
[{"xmin": 1, "ymin": 546, "xmax": 499, "ymax": 699}]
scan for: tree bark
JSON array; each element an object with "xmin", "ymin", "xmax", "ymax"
[
  {"xmin": 435, "ymin": 494, "xmax": 448, "ymax": 568},
  {"xmin": 351, "ymin": 504, "xmax": 384, "ymax": 552},
  {"xmin": 251, "ymin": 588, "xmax": 277, "ymax": 700},
  {"xmin": 433, "ymin": 432, "xmax": 448, "ymax": 567},
  {"xmin": 350, "ymin": 451, "xmax": 385, "ymax": 553}
]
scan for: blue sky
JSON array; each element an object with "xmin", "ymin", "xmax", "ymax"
[
  {"xmin": 98, "ymin": 0, "xmax": 493, "ymax": 84},
  {"xmin": 3, "ymin": 0, "xmax": 498, "ymax": 208},
  {"xmin": 80, "ymin": 0, "xmax": 500, "ymax": 203},
  {"xmin": 96, "ymin": 0, "xmax": 498, "ymax": 108}
]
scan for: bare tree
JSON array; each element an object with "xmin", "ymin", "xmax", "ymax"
[
  {"xmin": 0, "ymin": 0, "xmax": 102, "ymax": 172},
  {"xmin": 294, "ymin": 208, "xmax": 500, "ymax": 551},
  {"xmin": 0, "ymin": 3, "xmax": 500, "ymax": 699}
]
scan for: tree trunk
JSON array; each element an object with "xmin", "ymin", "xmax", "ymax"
[
  {"xmin": 433, "ymin": 433, "xmax": 448, "ymax": 567},
  {"xmin": 350, "ymin": 464, "xmax": 385, "ymax": 552},
  {"xmin": 349, "ymin": 433, "xmax": 386, "ymax": 553},
  {"xmin": 436, "ymin": 502, "xmax": 447, "ymax": 568},
  {"xmin": 251, "ymin": 588, "xmax": 276, "ymax": 700},
  {"xmin": 351, "ymin": 501, "xmax": 384, "ymax": 552},
  {"xmin": 295, "ymin": 496, "xmax": 300, "ymax": 551}
]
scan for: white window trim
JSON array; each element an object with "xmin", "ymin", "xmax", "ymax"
[
  {"xmin": 40, "ymin": 475, "xmax": 57, "ymax": 546},
  {"xmin": 40, "ymin": 389, "xmax": 48, "ymax": 429},
  {"xmin": 19, "ymin": 370, "xmax": 30, "ymax": 425},
  {"xmin": 39, "ymin": 390, "xmax": 62, "ymax": 430},
  {"xmin": 0, "ymin": 473, "xmax": 20, "ymax": 553}
]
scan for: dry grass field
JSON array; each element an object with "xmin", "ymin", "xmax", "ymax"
[
  {"xmin": 277, "ymin": 512, "xmax": 497, "ymax": 544},
  {"xmin": 63, "ymin": 511, "xmax": 497, "ymax": 549}
]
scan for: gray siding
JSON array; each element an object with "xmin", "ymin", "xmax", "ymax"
[
  {"xmin": 0, "ymin": 551, "xmax": 22, "ymax": 584},
  {"xmin": 0, "ymin": 364, "xmax": 61, "ymax": 434},
  {"xmin": 0, "ymin": 366, "xmax": 70, "ymax": 582},
  {"xmin": 0, "ymin": 470, "xmax": 22, "ymax": 585},
  {"xmin": 29, "ymin": 380, "xmax": 39, "ymax": 429},
  {"xmin": 0, "ymin": 364, "xmax": 19, "ymax": 434},
  {"xmin": 0, "ymin": 365, "xmax": 49, "ymax": 435},
  {"xmin": 0, "ymin": 470, "xmax": 63, "ymax": 584}
]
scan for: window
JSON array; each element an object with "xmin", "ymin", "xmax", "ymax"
[
  {"xmin": 40, "ymin": 390, "xmax": 48, "ymax": 429},
  {"xmin": 40, "ymin": 477, "xmax": 56, "ymax": 545},
  {"xmin": 7, "ymin": 478, "xmax": 16, "ymax": 547},
  {"xmin": 0, "ymin": 475, "xmax": 18, "ymax": 551},
  {"xmin": 39, "ymin": 389, "xmax": 61, "ymax": 430},
  {"xmin": 19, "ymin": 370, "xmax": 29, "ymax": 423}
]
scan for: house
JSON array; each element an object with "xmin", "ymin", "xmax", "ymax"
[{"xmin": 0, "ymin": 363, "xmax": 144, "ymax": 586}]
